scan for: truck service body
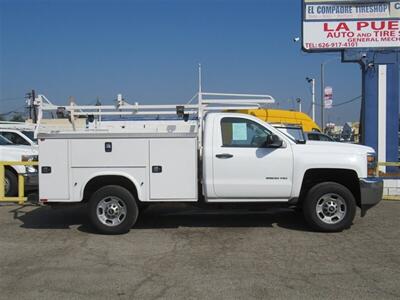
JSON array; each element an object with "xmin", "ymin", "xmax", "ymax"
[{"xmin": 36, "ymin": 92, "xmax": 383, "ymax": 234}]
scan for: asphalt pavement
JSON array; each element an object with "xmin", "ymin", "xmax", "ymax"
[{"xmin": 0, "ymin": 201, "xmax": 399, "ymax": 299}]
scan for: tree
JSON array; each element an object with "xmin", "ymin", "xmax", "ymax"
[
  {"xmin": 0, "ymin": 115, "xmax": 5, "ymax": 121},
  {"xmin": 10, "ymin": 113, "xmax": 25, "ymax": 122}
]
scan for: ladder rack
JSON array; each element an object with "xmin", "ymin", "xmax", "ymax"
[
  {"xmin": 34, "ymin": 91, "xmax": 275, "ymax": 151},
  {"xmin": 36, "ymin": 92, "xmax": 274, "ymax": 116},
  {"xmin": 35, "ymin": 91, "xmax": 274, "ymax": 125}
]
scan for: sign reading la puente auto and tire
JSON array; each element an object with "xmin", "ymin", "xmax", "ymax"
[{"xmin": 302, "ymin": 0, "xmax": 400, "ymax": 51}]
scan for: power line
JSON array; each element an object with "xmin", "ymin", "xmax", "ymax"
[
  {"xmin": 332, "ymin": 95, "xmax": 361, "ymax": 107},
  {"xmin": 313, "ymin": 95, "xmax": 361, "ymax": 107}
]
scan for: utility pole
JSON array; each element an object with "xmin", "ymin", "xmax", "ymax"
[
  {"xmin": 31, "ymin": 89, "xmax": 37, "ymax": 123},
  {"xmin": 320, "ymin": 63, "xmax": 325, "ymax": 131},
  {"xmin": 26, "ymin": 90, "xmax": 37, "ymax": 123},
  {"xmin": 306, "ymin": 77, "xmax": 316, "ymax": 121},
  {"xmin": 320, "ymin": 57, "xmax": 340, "ymax": 131},
  {"xmin": 198, "ymin": 64, "xmax": 203, "ymax": 153},
  {"xmin": 25, "ymin": 91, "xmax": 32, "ymax": 120},
  {"xmin": 95, "ymin": 97, "xmax": 102, "ymax": 122},
  {"xmin": 311, "ymin": 79, "xmax": 315, "ymax": 121}
]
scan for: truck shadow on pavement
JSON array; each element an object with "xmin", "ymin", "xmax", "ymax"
[
  {"xmin": 9, "ymin": 204, "xmax": 88, "ymax": 230},
  {"xmin": 9, "ymin": 204, "xmax": 311, "ymax": 233}
]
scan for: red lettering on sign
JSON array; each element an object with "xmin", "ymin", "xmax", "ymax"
[
  {"xmin": 357, "ymin": 22, "xmax": 369, "ymax": 30},
  {"xmin": 371, "ymin": 21, "xmax": 385, "ymax": 30},
  {"xmin": 323, "ymin": 23, "xmax": 334, "ymax": 32},
  {"xmin": 388, "ymin": 21, "xmax": 399, "ymax": 30},
  {"xmin": 324, "ymin": 22, "xmax": 350, "ymax": 32},
  {"xmin": 336, "ymin": 23, "xmax": 350, "ymax": 31},
  {"xmin": 356, "ymin": 21, "xmax": 399, "ymax": 31}
]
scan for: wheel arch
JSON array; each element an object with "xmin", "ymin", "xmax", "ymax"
[
  {"xmin": 81, "ymin": 173, "xmax": 142, "ymax": 203},
  {"xmin": 298, "ymin": 168, "xmax": 361, "ymax": 207}
]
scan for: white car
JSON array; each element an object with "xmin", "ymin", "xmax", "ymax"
[
  {"xmin": 0, "ymin": 129, "xmax": 37, "ymax": 148},
  {"xmin": 0, "ymin": 135, "xmax": 38, "ymax": 196}
]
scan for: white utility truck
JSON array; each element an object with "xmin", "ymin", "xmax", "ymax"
[{"xmin": 35, "ymin": 91, "xmax": 383, "ymax": 234}]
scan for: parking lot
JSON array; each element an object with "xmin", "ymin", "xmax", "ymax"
[{"xmin": 0, "ymin": 201, "xmax": 399, "ymax": 299}]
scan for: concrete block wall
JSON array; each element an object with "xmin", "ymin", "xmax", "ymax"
[{"xmin": 383, "ymin": 179, "xmax": 400, "ymax": 196}]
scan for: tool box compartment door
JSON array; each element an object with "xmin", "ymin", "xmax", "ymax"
[
  {"xmin": 149, "ymin": 138, "xmax": 197, "ymax": 200},
  {"xmin": 39, "ymin": 139, "xmax": 69, "ymax": 200}
]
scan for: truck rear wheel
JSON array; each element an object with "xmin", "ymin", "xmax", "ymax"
[
  {"xmin": 4, "ymin": 169, "xmax": 18, "ymax": 197},
  {"xmin": 88, "ymin": 185, "xmax": 138, "ymax": 234},
  {"xmin": 303, "ymin": 182, "xmax": 356, "ymax": 232}
]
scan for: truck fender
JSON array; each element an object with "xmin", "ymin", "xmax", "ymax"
[{"xmin": 79, "ymin": 171, "xmax": 144, "ymax": 202}]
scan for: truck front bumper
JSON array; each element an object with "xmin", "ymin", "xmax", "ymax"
[{"xmin": 360, "ymin": 177, "xmax": 383, "ymax": 217}]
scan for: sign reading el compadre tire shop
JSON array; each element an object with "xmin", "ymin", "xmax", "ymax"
[{"xmin": 302, "ymin": 0, "xmax": 400, "ymax": 51}]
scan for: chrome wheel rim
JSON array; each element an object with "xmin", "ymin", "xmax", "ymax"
[
  {"xmin": 96, "ymin": 196, "xmax": 127, "ymax": 227},
  {"xmin": 316, "ymin": 193, "xmax": 347, "ymax": 224},
  {"xmin": 4, "ymin": 177, "xmax": 10, "ymax": 195}
]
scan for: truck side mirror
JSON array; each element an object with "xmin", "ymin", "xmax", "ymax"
[{"xmin": 265, "ymin": 134, "xmax": 283, "ymax": 148}]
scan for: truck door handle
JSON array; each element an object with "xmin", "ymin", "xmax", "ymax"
[{"xmin": 215, "ymin": 153, "xmax": 233, "ymax": 159}]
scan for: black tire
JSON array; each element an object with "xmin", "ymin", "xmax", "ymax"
[
  {"xmin": 88, "ymin": 185, "xmax": 138, "ymax": 234},
  {"xmin": 303, "ymin": 182, "xmax": 356, "ymax": 232},
  {"xmin": 5, "ymin": 169, "xmax": 18, "ymax": 197}
]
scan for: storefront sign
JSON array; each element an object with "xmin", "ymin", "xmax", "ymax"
[{"xmin": 302, "ymin": 0, "xmax": 400, "ymax": 51}]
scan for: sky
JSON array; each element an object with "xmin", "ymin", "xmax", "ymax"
[{"xmin": 0, "ymin": 0, "xmax": 363, "ymax": 125}]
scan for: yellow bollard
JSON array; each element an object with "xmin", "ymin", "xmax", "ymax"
[
  {"xmin": 0, "ymin": 161, "xmax": 37, "ymax": 203},
  {"xmin": 18, "ymin": 174, "xmax": 25, "ymax": 205},
  {"xmin": 0, "ymin": 164, "xmax": 4, "ymax": 199}
]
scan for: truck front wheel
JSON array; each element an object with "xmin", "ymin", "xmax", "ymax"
[
  {"xmin": 303, "ymin": 182, "xmax": 356, "ymax": 232},
  {"xmin": 88, "ymin": 185, "xmax": 138, "ymax": 234}
]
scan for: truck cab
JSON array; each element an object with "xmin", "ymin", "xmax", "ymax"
[{"xmin": 203, "ymin": 114, "xmax": 294, "ymax": 201}]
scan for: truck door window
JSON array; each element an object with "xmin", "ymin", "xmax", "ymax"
[{"xmin": 221, "ymin": 117, "xmax": 271, "ymax": 147}]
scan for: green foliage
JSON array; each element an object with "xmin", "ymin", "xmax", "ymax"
[{"xmin": 10, "ymin": 113, "xmax": 25, "ymax": 122}]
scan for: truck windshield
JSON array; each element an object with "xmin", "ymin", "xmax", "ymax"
[
  {"xmin": 286, "ymin": 128, "xmax": 306, "ymax": 143},
  {"xmin": 274, "ymin": 126, "xmax": 305, "ymax": 143},
  {"xmin": 0, "ymin": 135, "xmax": 14, "ymax": 145}
]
